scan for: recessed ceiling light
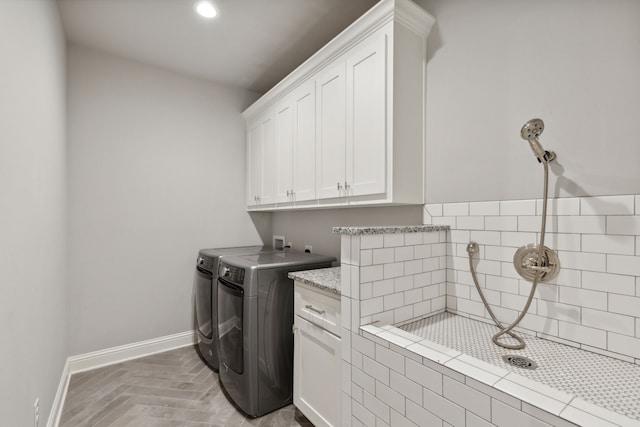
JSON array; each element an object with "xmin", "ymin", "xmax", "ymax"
[{"xmin": 194, "ymin": 1, "xmax": 217, "ymax": 18}]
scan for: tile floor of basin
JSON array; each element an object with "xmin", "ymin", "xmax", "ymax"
[{"xmin": 399, "ymin": 312, "xmax": 640, "ymax": 421}]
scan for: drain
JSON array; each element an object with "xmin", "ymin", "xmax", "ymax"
[{"xmin": 502, "ymin": 355, "xmax": 538, "ymax": 370}]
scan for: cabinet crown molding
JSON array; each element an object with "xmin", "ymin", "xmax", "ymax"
[{"xmin": 242, "ymin": 0, "xmax": 434, "ymax": 121}]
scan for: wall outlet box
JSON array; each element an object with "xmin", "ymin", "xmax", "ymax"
[{"xmin": 273, "ymin": 235, "xmax": 285, "ymax": 250}]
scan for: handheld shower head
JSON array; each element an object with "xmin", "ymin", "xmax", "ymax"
[
  {"xmin": 521, "ymin": 118, "xmax": 544, "ymax": 140},
  {"xmin": 520, "ymin": 118, "xmax": 555, "ymax": 163}
]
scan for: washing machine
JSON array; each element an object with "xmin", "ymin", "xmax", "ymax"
[
  {"xmin": 216, "ymin": 251, "xmax": 335, "ymax": 417},
  {"xmin": 194, "ymin": 246, "xmax": 276, "ymax": 370}
]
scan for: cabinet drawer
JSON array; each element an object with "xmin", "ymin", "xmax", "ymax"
[{"xmin": 294, "ymin": 282, "xmax": 341, "ymax": 337}]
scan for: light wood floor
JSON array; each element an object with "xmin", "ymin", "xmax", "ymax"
[{"xmin": 59, "ymin": 345, "xmax": 314, "ymax": 426}]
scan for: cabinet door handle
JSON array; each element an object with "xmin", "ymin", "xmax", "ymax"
[
  {"xmin": 344, "ymin": 182, "xmax": 350, "ymax": 190},
  {"xmin": 337, "ymin": 182, "xmax": 343, "ymax": 191},
  {"xmin": 305, "ymin": 304, "xmax": 325, "ymax": 315}
]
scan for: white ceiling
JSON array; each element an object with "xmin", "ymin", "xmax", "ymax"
[{"xmin": 57, "ymin": 0, "xmax": 379, "ymax": 94}]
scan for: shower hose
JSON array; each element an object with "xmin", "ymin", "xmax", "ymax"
[{"xmin": 467, "ymin": 161, "xmax": 550, "ymax": 350}]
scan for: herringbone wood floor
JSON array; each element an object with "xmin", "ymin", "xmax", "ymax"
[{"xmin": 59, "ymin": 345, "xmax": 314, "ymax": 426}]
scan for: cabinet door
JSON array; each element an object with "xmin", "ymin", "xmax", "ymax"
[
  {"xmin": 315, "ymin": 61, "xmax": 346, "ymax": 200},
  {"xmin": 346, "ymin": 28, "xmax": 387, "ymax": 197},
  {"xmin": 261, "ymin": 114, "xmax": 276, "ymax": 205},
  {"xmin": 293, "ymin": 316, "xmax": 341, "ymax": 427},
  {"xmin": 248, "ymin": 113, "xmax": 275, "ymax": 206},
  {"xmin": 274, "ymin": 100, "xmax": 294, "ymax": 203},
  {"xmin": 247, "ymin": 121, "xmax": 263, "ymax": 206},
  {"xmin": 292, "ymin": 81, "xmax": 316, "ymax": 202}
]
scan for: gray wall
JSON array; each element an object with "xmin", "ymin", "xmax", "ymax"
[
  {"xmin": 66, "ymin": 46, "xmax": 265, "ymax": 355},
  {"xmin": 271, "ymin": 206, "xmax": 423, "ymax": 260},
  {"xmin": 418, "ymin": 0, "xmax": 640, "ymax": 203},
  {"xmin": 0, "ymin": 1, "xmax": 67, "ymax": 424}
]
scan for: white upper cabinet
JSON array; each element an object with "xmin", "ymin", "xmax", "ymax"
[
  {"xmin": 247, "ymin": 121, "xmax": 262, "ymax": 206},
  {"xmin": 274, "ymin": 79, "xmax": 316, "ymax": 204},
  {"xmin": 345, "ymin": 26, "xmax": 387, "ymax": 198},
  {"xmin": 247, "ymin": 112, "xmax": 275, "ymax": 206},
  {"xmin": 315, "ymin": 61, "xmax": 346, "ymax": 200},
  {"xmin": 316, "ymin": 29, "xmax": 386, "ymax": 201},
  {"xmin": 292, "ymin": 81, "xmax": 316, "ymax": 202},
  {"xmin": 243, "ymin": 0, "xmax": 435, "ymax": 211},
  {"xmin": 274, "ymin": 99, "xmax": 294, "ymax": 203}
]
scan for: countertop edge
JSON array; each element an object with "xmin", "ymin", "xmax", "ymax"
[
  {"xmin": 289, "ymin": 267, "xmax": 341, "ymax": 296},
  {"xmin": 332, "ymin": 225, "xmax": 450, "ymax": 235}
]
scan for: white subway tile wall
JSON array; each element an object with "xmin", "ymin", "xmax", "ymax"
[
  {"xmin": 339, "ymin": 195, "xmax": 640, "ymax": 426},
  {"xmin": 346, "ymin": 231, "xmax": 449, "ymax": 328},
  {"xmin": 424, "ymin": 194, "xmax": 640, "ymax": 364}
]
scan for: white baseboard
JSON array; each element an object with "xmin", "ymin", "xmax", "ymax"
[
  {"xmin": 47, "ymin": 330, "xmax": 197, "ymax": 427},
  {"xmin": 46, "ymin": 359, "xmax": 70, "ymax": 427},
  {"xmin": 67, "ymin": 330, "xmax": 197, "ymax": 374}
]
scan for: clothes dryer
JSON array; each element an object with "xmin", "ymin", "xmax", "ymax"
[{"xmin": 216, "ymin": 251, "xmax": 335, "ymax": 417}]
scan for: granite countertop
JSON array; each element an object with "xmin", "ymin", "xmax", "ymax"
[
  {"xmin": 332, "ymin": 225, "xmax": 449, "ymax": 235},
  {"xmin": 289, "ymin": 267, "xmax": 341, "ymax": 295}
]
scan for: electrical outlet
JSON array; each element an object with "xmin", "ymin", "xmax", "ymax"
[
  {"xmin": 304, "ymin": 245, "xmax": 312, "ymax": 253},
  {"xmin": 34, "ymin": 398, "xmax": 39, "ymax": 427}
]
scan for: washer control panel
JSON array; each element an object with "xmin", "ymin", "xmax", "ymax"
[{"xmin": 196, "ymin": 255, "xmax": 215, "ymax": 272}]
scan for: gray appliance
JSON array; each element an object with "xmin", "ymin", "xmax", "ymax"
[
  {"xmin": 194, "ymin": 246, "xmax": 275, "ymax": 370},
  {"xmin": 216, "ymin": 251, "xmax": 335, "ymax": 417}
]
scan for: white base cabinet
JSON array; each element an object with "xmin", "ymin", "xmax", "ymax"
[
  {"xmin": 293, "ymin": 282, "xmax": 341, "ymax": 427},
  {"xmin": 244, "ymin": 0, "xmax": 435, "ymax": 211}
]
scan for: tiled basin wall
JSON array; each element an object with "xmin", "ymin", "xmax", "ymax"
[
  {"xmin": 339, "ymin": 230, "xmax": 577, "ymax": 427},
  {"xmin": 424, "ymin": 194, "xmax": 640, "ymax": 364},
  {"xmin": 340, "ymin": 229, "xmax": 449, "ymax": 330}
]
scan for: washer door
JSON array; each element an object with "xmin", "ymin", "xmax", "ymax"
[
  {"xmin": 217, "ymin": 279, "xmax": 244, "ymax": 374},
  {"xmin": 195, "ymin": 268, "xmax": 213, "ymax": 339}
]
